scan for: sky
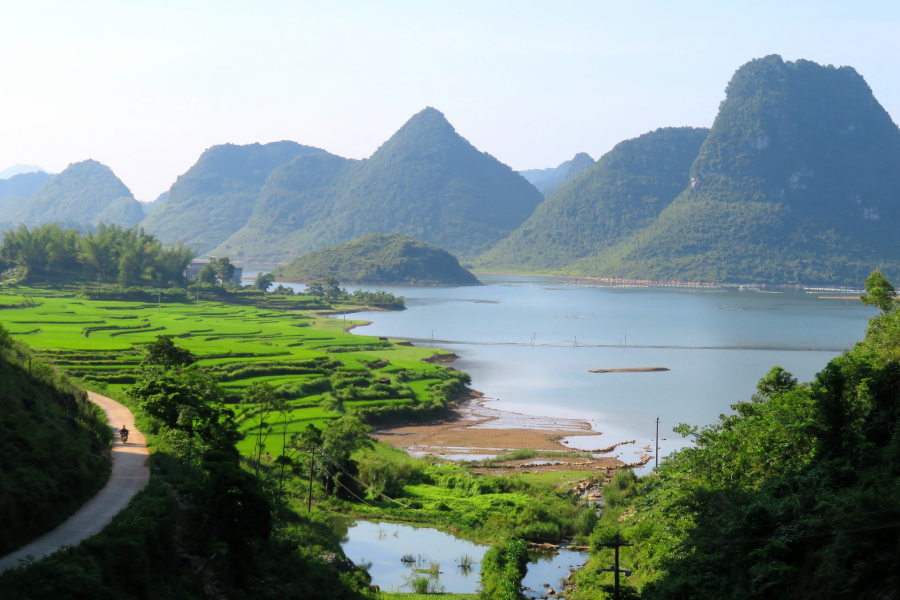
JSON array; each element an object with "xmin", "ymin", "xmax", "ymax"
[{"xmin": 1, "ymin": 0, "xmax": 898, "ymax": 201}]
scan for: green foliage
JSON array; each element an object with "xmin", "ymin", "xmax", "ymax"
[
  {"xmin": 0, "ymin": 330, "xmax": 111, "ymax": 555},
  {"xmin": 479, "ymin": 539, "xmax": 529, "ymax": 600},
  {"xmin": 141, "ymin": 141, "xmax": 324, "ymax": 252},
  {"xmin": 142, "ymin": 334, "xmax": 196, "ymax": 368},
  {"xmin": 572, "ymin": 55, "xmax": 900, "ymax": 285},
  {"xmin": 861, "ymin": 269, "xmax": 898, "ymax": 314},
  {"xmin": 255, "ymin": 271, "xmax": 276, "ymax": 291},
  {"xmin": 272, "ymin": 233, "xmax": 480, "ymax": 286},
  {"xmin": 2, "ymin": 222, "xmax": 195, "ymax": 285},
  {"xmin": 480, "ymin": 127, "xmax": 708, "ymax": 272},
  {"xmin": 211, "ymin": 256, "xmax": 235, "ymax": 285},
  {"xmin": 213, "ymin": 107, "xmax": 545, "ymax": 262},
  {"xmin": 12, "ymin": 159, "xmax": 144, "ymax": 228},
  {"xmin": 577, "ymin": 275, "xmax": 900, "ymax": 599}
]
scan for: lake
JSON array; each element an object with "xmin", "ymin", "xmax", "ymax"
[
  {"xmin": 273, "ymin": 275, "xmax": 873, "ymax": 467},
  {"xmin": 330, "ymin": 516, "xmax": 587, "ymax": 596}
]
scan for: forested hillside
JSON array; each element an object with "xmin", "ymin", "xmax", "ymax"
[
  {"xmin": 214, "ymin": 108, "xmax": 544, "ymax": 262},
  {"xmin": 572, "ymin": 272, "xmax": 900, "ymax": 599},
  {"xmin": 271, "ymin": 233, "xmax": 481, "ymax": 285},
  {"xmin": 12, "ymin": 160, "xmax": 145, "ymax": 229},
  {"xmin": 479, "ymin": 127, "xmax": 708, "ymax": 271},
  {"xmin": 0, "ymin": 324, "xmax": 112, "ymax": 556},
  {"xmin": 520, "ymin": 152, "xmax": 595, "ymax": 196},
  {"xmin": 573, "ymin": 56, "xmax": 900, "ymax": 284},
  {"xmin": 141, "ymin": 141, "xmax": 324, "ymax": 252},
  {"xmin": 0, "ymin": 172, "xmax": 54, "ymax": 222}
]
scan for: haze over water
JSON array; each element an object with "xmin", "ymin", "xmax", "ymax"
[{"xmin": 279, "ymin": 275, "xmax": 874, "ymax": 465}]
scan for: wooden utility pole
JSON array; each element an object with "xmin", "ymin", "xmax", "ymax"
[
  {"xmin": 307, "ymin": 448, "xmax": 316, "ymax": 513},
  {"xmin": 655, "ymin": 417, "xmax": 660, "ymax": 470},
  {"xmin": 596, "ymin": 530, "xmax": 634, "ymax": 600}
]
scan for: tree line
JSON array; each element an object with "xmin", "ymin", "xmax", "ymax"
[{"xmin": 1, "ymin": 223, "xmax": 196, "ymax": 286}]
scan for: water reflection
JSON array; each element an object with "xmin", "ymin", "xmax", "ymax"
[{"xmin": 331, "ymin": 516, "xmax": 589, "ymax": 595}]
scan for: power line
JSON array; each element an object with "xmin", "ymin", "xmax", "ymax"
[{"xmin": 317, "ymin": 449, "xmax": 422, "ymax": 511}]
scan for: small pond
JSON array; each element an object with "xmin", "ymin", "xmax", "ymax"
[{"xmin": 331, "ymin": 516, "xmax": 588, "ymax": 596}]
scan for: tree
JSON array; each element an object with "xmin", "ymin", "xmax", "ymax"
[
  {"xmin": 860, "ymin": 270, "xmax": 897, "ymax": 314},
  {"xmin": 256, "ymin": 271, "xmax": 276, "ymax": 291},
  {"xmin": 212, "ymin": 256, "xmax": 236, "ymax": 286},
  {"xmin": 242, "ymin": 382, "xmax": 286, "ymax": 476},
  {"xmin": 751, "ymin": 366, "xmax": 798, "ymax": 403},
  {"xmin": 304, "ymin": 281, "xmax": 326, "ymax": 297},
  {"xmin": 318, "ymin": 416, "xmax": 372, "ymax": 497},
  {"xmin": 198, "ymin": 263, "xmax": 218, "ymax": 285},
  {"xmin": 323, "ymin": 276, "xmax": 344, "ymax": 299},
  {"xmin": 143, "ymin": 334, "xmax": 196, "ymax": 368},
  {"xmin": 0, "ymin": 323, "xmax": 12, "ymax": 349},
  {"xmin": 127, "ymin": 366, "xmax": 223, "ymax": 432}
]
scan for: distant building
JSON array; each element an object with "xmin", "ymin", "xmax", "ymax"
[{"xmin": 185, "ymin": 259, "xmax": 243, "ymax": 284}]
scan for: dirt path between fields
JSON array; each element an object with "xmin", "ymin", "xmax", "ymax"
[{"xmin": 0, "ymin": 392, "xmax": 149, "ymax": 573}]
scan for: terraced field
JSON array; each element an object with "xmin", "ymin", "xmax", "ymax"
[{"xmin": 0, "ymin": 289, "xmax": 465, "ymax": 456}]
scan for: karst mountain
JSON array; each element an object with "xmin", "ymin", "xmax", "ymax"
[
  {"xmin": 13, "ymin": 160, "xmax": 145, "ymax": 229},
  {"xmin": 213, "ymin": 107, "xmax": 544, "ymax": 262}
]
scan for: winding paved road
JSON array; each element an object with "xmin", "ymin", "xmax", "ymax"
[{"xmin": 0, "ymin": 391, "xmax": 149, "ymax": 572}]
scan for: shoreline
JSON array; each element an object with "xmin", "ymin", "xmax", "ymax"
[
  {"xmin": 471, "ymin": 270, "xmax": 866, "ymax": 291},
  {"xmin": 339, "ymin": 314, "xmax": 640, "ymax": 471}
]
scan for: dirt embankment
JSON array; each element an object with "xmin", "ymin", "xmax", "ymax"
[{"xmin": 371, "ymin": 393, "xmax": 627, "ymax": 474}]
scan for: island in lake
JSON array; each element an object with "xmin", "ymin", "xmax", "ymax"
[{"xmin": 271, "ymin": 233, "xmax": 482, "ymax": 286}]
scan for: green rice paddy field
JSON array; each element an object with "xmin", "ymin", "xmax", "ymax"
[{"xmin": 0, "ymin": 289, "xmax": 455, "ymax": 455}]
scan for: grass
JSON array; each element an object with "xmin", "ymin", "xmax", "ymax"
[
  {"xmin": 377, "ymin": 594, "xmax": 473, "ymax": 599},
  {"xmin": 0, "ymin": 287, "xmax": 462, "ymax": 460}
]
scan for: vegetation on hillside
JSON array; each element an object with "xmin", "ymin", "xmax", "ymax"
[
  {"xmin": 479, "ymin": 127, "xmax": 708, "ymax": 272},
  {"xmin": 0, "ymin": 323, "xmax": 112, "ymax": 556},
  {"xmin": 1, "ymin": 223, "xmax": 195, "ymax": 286},
  {"xmin": 272, "ymin": 233, "xmax": 481, "ymax": 286},
  {"xmin": 573, "ymin": 56, "xmax": 900, "ymax": 285},
  {"xmin": 539, "ymin": 152, "xmax": 595, "ymax": 197},
  {"xmin": 0, "ymin": 172, "xmax": 54, "ymax": 221},
  {"xmin": 13, "ymin": 160, "xmax": 144, "ymax": 229},
  {"xmin": 569, "ymin": 271, "xmax": 900, "ymax": 599},
  {"xmin": 141, "ymin": 141, "xmax": 325, "ymax": 252},
  {"xmin": 520, "ymin": 152, "xmax": 595, "ymax": 197},
  {"xmin": 214, "ymin": 107, "xmax": 545, "ymax": 262}
]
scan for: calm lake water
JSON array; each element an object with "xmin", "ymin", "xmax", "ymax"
[
  {"xmin": 330, "ymin": 517, "xmax": 587, "ymax": 596},
  {"xmin": 273, "ymin": 275, "xmax": 873, "ymax": 466}
]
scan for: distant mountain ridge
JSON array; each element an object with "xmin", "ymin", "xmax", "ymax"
[
  {"xmin": 271, "ymin": 233, "xmax": 480, "ymax": 286},
  {"xmin": 0, "ymin": 164, "xmax": 48, "ymax": 179},
  {"xmin": 13, "ymin": 160, "xmax": 144, "ymax": 228},
  {"xmin": 0, "ymin": 172, "xmax": 54, "ymax": 221},
  {"xmin": 519, "ymin": 152, "xmax": 595, "ymax": 196},
  {"xmin": 141, "ymin": 141, "xmax": 324, "ymax": 252},
  {"xmin": 572, "ymin": 56, "xmax": 900, "ymax": 284},
  {"xmin": 214, "ymin": 108, "xmax": 544, "ymax": 262},
  {"xmin": 479, "ymin": 127, "xmax": 708, "ymax": 272}
]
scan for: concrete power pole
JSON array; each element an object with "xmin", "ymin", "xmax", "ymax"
[{"xmin": 596, "ymin": 530, "xmax": 634, "ymax": 600}]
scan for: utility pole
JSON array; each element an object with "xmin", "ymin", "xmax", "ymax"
[
  {"xmin": 158, "ymin": 289, "xmax": 161, "ymax": 313},
  {"xmin": 596, "ymin": 530, "xmax": 634, "ymax": 600},
  {"xmin": 655, "ymin": 417, "xmax": 660, "ymax": 470},
  {"xmin": 196, "ymin": 280, "xmax": 200, "ymax": 307},
  {"xmin": 307, "ymin": 448, "xmax": 316, "ymax": 513}
]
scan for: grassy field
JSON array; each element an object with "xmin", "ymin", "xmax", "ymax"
[{"xmin": 0, "ymin": 288, "xmax": 460, "ymax": 456}]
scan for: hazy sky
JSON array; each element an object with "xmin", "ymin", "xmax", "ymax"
[{"xmin": 2, "ymin": 1, "xmax": 898, "ymax": 200}]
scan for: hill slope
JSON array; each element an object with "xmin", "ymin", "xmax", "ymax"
[
  {"xmin": 13, "ymin": 160, "xmax": 144, "ymax": 228},
  {"xmin": 576, "ymin": 56, "xmax": 900, "ymax": 284},
  {"xmin": 519, "ymin": 152, "xmax": 595, "ymax": 197},
  {"xmin": 271, "ymin": 233, "xmax": 480, "ymax": 285},
  {"xmin": 141, "ymin": 141, "xmax": 324, "ymax": 252},
  {"xmin": 539, "ymin": 152, "xmax": 595, "ymax": 197},
  {"xmin": 214, "ymin": 108, "xmax": 544, "ymax": 262},
  {"xmin": 0, "ymin": 328, "xmax": 111, "ymax": 556},
  {"xmin": 0, "ymin": 172, "xmax": 54, "ymax": 222},
  {"xmin": 478, "ymin": 127, "xmax": 708, "ymax": 271}
]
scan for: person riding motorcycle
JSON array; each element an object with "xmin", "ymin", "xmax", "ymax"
[{"xmin": 119, "ymin": 425, "xmax": 129, "ymax": 443}]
